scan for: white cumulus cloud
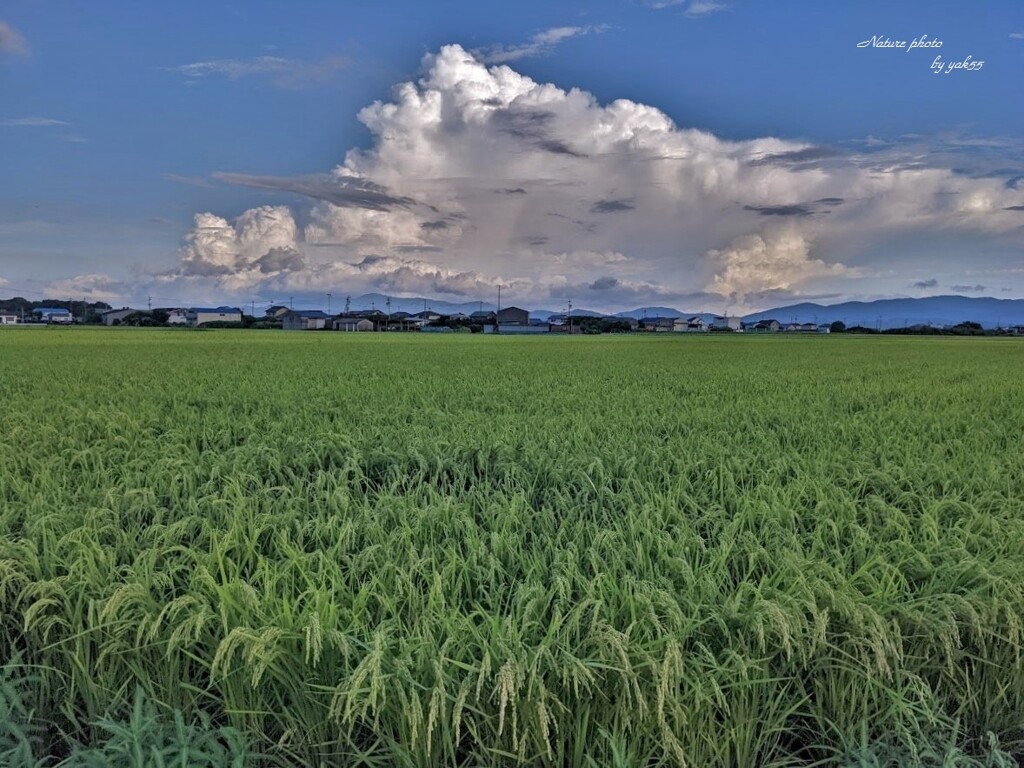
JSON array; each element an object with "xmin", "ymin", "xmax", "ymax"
[
  {"xmin": 45, "ymin": 274, "xmax": 132, "ymax": 303},
  {"xmin": 708, "ymin": 226, "xmax": 857, "ymax": 302},
  {"xmin": 171, "ymin": 44, "xmax": 1024, "ymax": 311}
]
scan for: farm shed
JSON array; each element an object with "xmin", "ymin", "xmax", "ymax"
[
  {"xmin": 100, "ymin": 308, "xmax": 141, "ymax": 326},
  {"xmin": 282, "ymin": 310, "xmax": 331, "ymax": 331},
  {"xmin": 333, "ymin": 317, "xmax": 375, "ymax": 332},
  {"xmin": 186, "ymin": 306, "xmax": 243, "ymax": 326}
]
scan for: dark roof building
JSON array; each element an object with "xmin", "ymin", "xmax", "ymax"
[
  {"xmin": 282, "ymin": 310, "xmax": 332, "ymax": 330},
  {"xmin": 497, "ymin": 306, "xmax": 529, "ymax": 326}
]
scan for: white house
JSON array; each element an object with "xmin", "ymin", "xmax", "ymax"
[
  {"xmin": 186, "ymin": 306, "xmax": 242, "ymax": 326},
  {"xmin": 167, "ymin": 309, "xmax": 189, "ymax": 325},
  {"xmin": 675, "ymin": 316, "xmax": 707, "ymax": 332},
  {"xmin": 711, "ymin": 315, "xmax": 742, "ymax": 331},
  {"xmin": 0, "ymin": 314, "xmax": 18, "ymax": 325},
  {"xmin": 34, "ymin": 307, "xmax": 73, "ymax": 324}
]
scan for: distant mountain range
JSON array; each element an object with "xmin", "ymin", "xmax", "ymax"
[
  {"xmin": 311, "ymin": 294, "xmax": 1024, "ymax": 329},
  {"xmin": 740, "ymin": 296, "xmax": 1024, "ymax": 329}
]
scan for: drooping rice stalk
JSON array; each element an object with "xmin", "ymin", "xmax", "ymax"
[{"xmin": 1, "ymin": 328, "xmax": 1022, "ymax": 765}]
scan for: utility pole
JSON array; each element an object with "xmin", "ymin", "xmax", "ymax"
[
  {"xmin": 345, "ymin": 295, "xmax": 351, "ymax": 314},
  {"xmin": 567, "ymin": 299, "xmax": 573, "ymax": 335},
  {"xmin": 251, "ymin": 299, "xmax": 255, "ymax": 317},
  {"xmin": 496, "ymin": 284, "xmax": 501, "ymax": 334},
  {"xmin": 290, "ymin": 296, "xmax": 294, "ymax": 310},
  {"xmin": 147, "ymin": 295, "xmax": 152, "ymax": 311},
  {"xmin": 327, "ymin": 293, "xmax": 332, "ymax": 314}
]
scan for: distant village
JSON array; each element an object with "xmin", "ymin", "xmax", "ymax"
[
  {"xmin": 0, "ymin": 303, "xmax": 822, "ymax": 333},
  {"xmin": 1, "ymin": 300, "xmax": 1020, "ymax": 336}
]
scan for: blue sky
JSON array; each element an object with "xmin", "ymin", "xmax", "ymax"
[{"xmin": 1, "ymin": 0, "xmax": 1023, "ymax": 311}]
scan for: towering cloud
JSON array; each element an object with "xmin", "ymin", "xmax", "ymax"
[{"xmin": 173, "ymin": 44, "xmax": 1024, "ymax": 311}]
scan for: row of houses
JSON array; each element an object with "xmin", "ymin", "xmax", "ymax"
[
  {"xmin": 99, "ymin": 306, "xmax": 243, "ymax": 326},
  {"xmin": 0, "ymin": 306, "xmax": 245, "ymax": 326},
  {"xmin": 276, "ymin": 307, "xmax": 785, "ymax": 334},
  {"xmin": 7, "ymin": 303, "xmax": 1024, "ymax": 335},
  {"xmin": 278, "ymin": 306, "xmax": 534, "ymax": 332},
  {"xmin": 744, "ymin": 319, "xmax": 832, "ymax": 333}
]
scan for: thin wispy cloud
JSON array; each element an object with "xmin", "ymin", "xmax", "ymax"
[
  {"xmin": 1010, "ymin": 32, "xmax": 1024, "ymax": 40},
  {"xmin": 0, "ymin": 117, "xmax": 68, "ymax": 127},
  {"xmin": 0, "ymin": 21, "xmax": 28, "ymax": 56},
  {"xmin": 212, "ymin": 171, "xmax": 415, "ymax": 211},
  {"xmin": 646, "ymin": 0, "xmax": 729, "ymax": 16},
  {"xmin": 478, "ymin": 25, "xmax": 605, "ymax": 64},
  {"xmin": 170, "ymin": 55, "xmax": 291, "ymax": 79},
  {"xmin": 683, "ymin": 1, "xmax": 729, "ymax": 16},
  {"xmin": 166, "ymin": 54, "xmax": 349, "ymax": 88}
]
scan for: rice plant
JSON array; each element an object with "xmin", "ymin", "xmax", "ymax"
[{"xmin": 1, "ymin": 328, "xmax": 1022, "ymax": 765}]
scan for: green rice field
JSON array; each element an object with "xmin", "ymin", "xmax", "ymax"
[{"xmin": 2, "ymin": 328, "xmax": 1023, "ymax": 766}]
